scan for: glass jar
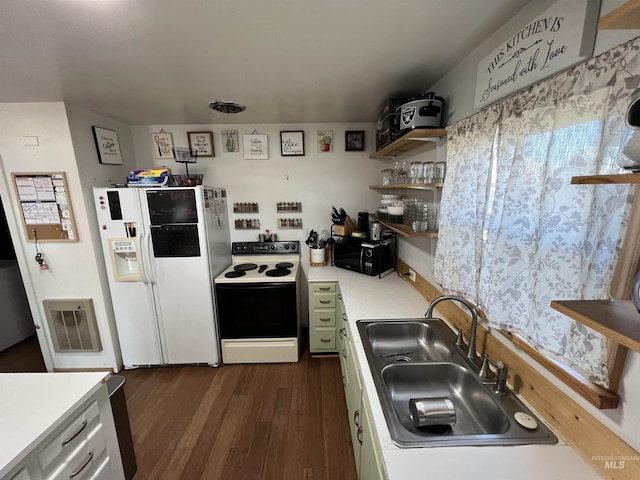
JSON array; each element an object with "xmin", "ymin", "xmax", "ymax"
[{"xmin": 422, "ymin": 162, "xmax": 435, "ymax": 184}]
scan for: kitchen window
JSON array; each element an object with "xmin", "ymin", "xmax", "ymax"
[{"xmin": 434, "ymin": 37, "xmax": 640, "ymax": 389}]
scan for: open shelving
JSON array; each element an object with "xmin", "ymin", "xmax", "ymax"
[
  {"xmin": 369, "ymin": 129, "xmax": 446, "ymax": 159},
  {"xmin": 370, "ymin": 183, "xmax": 444, "ymax": 190},
  {"xmin": 571, "ymin": 174, "xmax": 640, "ymax": 185},
  {"xmin": 372, "ymin": 217, "xmax": 437, "ymax": 238},
  {"xmin": 551, "ymin": 299, "xmax": 640, "ymax": 353},
  {"xmin": 598, "ymin": 0, "xmax": 640, "ymax": 29}
]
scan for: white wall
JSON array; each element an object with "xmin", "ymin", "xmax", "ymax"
[
  {"xmin": 0, "ymin": 103, "xmax": 121, "ymax": 371},
  {"xmin": 130, "ymin": 123, "xmax": 381, "ymax": 271},
  {"xmin": 65, "ymin": 105, "xmax": 139, "ymax": 371},
  {"xmin": 423, "ymin": 0, "xmax": 640, "ymax": 453}
]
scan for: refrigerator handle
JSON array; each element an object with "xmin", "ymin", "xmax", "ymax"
[
  {"xmin": 145, "ymin": 229, "xmax": 158, "ymax": 284},
  {"xmin": 137, "ymin": 237, "xmax": 150, "ymax": 285}
]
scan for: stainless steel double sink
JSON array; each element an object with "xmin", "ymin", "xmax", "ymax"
[{"xmin": 357, "ymin": 319, "xmax": 558, "ymax": 447}]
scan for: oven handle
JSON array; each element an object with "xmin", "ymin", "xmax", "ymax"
[{"xmin": 215, "ymin": 282, "xmax": 295, "ymax": 291}]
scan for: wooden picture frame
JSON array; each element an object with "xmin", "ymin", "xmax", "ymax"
[
  {"xmin": 188, "ymin": 131, "xmax": 215, "ymax": 157},
  {"xmin": 280, "ymin": 131, "xmax": 305, "ymax": 156},
  {"xmin": 152, "ymin": 131, "xmax": 174, "ymax": 159},
  {"xmin": 11, "ymin": 172, "xmax": 79, "ymax": 242},
  {"xmin": 345, "ymin": 130, "xmax": 365, "ymax": 151},
  {"xmin": 92, "ymin": 126, "xmax": 123, "ymax": 164}
]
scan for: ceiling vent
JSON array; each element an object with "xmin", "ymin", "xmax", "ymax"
[{"xmin": 208, "ymin": 101, "xmax": 246, "ymax": 114}]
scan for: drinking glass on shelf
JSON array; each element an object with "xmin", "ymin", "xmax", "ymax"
[
  {"xmin": 409, "ymin": 162, "xmax": 423, "ymax": 183},
  {"xmin": 381, "ymin": 169, "xmax": 393, "ymax": 185},
  {"xmin": 422, "ymin": 162, "xmax": 435, "ymax": 184},
  {"xmin": 433, "ymin": 162, "xmax": 447, "ymax": 183},
  {"xmin": 428, "ymin": 201, "xmax": 439, "ymax": 231}
]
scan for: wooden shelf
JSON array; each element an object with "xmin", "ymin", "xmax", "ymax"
[
  {"xmin": 370, "ymin": 129, "xmax": 446, "ymax": 159},
  {"xmin": 373, "ymin": 217, "xmax": 438, "ymax": 238},
  {"xmin": 571, "ymin": 173, "xmax": 640, "ymax": 184},
  {"xmin": 598, "ymin": 0, "xmax": 640, "ymax": 29},
  {"xmin": 370, "ymin": 183, "xmax": 444, "ymax": 190},
  {"xmin": 551, "ymin": 299, "xmax": 640, "ymax": 353}
]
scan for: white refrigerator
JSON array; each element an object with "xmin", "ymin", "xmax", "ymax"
[{"xmin": 93, "ymin": 186, "xmax": 231, "ymax": 368}]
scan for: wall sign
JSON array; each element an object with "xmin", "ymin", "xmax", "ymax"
[
  {"xmin": 243, "ymin": 132, "xmax": 269, "ymax": 160},
  {"xmin": 187, "ymin": 131, "xmax": 214, "ymax": 157},
  {"xmin": 280, "ymin": 131, "xmax": 305, "ymax": 156},
  {"xmin": 92, "ymin": 126, "xmax": 123, "ymax": 165},
  {"xmin": 474, "ymin": 0, "xmax": 600, "ymax": 109}
]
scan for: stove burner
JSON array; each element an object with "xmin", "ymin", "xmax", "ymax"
[
  {"xmin": 225, "ymin": 270, "xmax": 246, "ymax": 278},
  {"xmin": 266, "ymin": 268, "xmax": 291, "ymax": 277},
  {"xmin": 275, "ymin": 262, "xmax": 294, "ymax": 269},
  {"xmin": 234, "ymin": 263, "xmax": 258, "ymax": 271}
]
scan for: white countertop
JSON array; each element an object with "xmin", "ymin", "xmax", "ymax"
[
  {"xmin": 0, "ymin": 372, "xmax": 109, "ymax": 477},
  {"xmin": 307, "ymin": 264, "xmax": 601, "ymax": 480}
]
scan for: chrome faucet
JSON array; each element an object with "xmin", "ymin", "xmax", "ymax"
[{"xmin": 425, "ymin": 295, "xmax": 479, "ymax": 360}]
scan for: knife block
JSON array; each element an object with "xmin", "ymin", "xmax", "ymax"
[{"xmin": 333, "ymin": 216, "xmax": 356, "ymax": 236}]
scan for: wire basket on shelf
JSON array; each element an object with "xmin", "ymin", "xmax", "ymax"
[{"xmin": 171, "ymin": 147, "xmax": 200, "ymax": 185}]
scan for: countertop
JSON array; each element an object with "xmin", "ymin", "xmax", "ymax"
[
  {"xmin": 307, "ymin": 264, "xmax": 601, "ymax": 480},
  {"xmin": 0, "ymin": 372, "xmax": 109, "ymax": 477}
]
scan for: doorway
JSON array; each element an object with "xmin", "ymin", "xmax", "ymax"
[{"xmin": 0, "ymin": 195, "xmax": 46, "ymax": 372}]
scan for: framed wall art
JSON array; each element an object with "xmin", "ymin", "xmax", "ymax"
[
  {"xmin": 92, "ymin": 126, "xmax": 123, "ymax": 164},
  {"xmin": 345, "ymin": 130, "xmax": 365, "ymax": 151},
  {"xmin": 152, "ymin": 131, "xmax": 174, "ymax": 159},
  {"xmin": 243, "ymin": 132, "xmax": 269, "ymax": 160},
  {"xmin": 222, "ymin": 130, "xmax": 239, "ymax": 152},
  {"xmin": 280, "ymin": 131, "xmax": 305, "ymax": 156},
  {"xmin": 317, "ymin": 130, "xmax": 333, "ymax": 153},
  {"xmin": 188, "ymin": 131, "xmax": 214, "ymax": 157}
]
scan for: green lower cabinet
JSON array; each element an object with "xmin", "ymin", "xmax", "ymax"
[
  {"xmin": 359, "ymin": 392, "xmax": 386, "ymax": 480},
  {"xmin": 309, "ymin": 282, "xmax": 338, "ymax": 353}
]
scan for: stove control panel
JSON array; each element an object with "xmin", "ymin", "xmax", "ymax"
[{"xmin": 232, "ymin": 241, "xmax": 300, "ymax": 255}]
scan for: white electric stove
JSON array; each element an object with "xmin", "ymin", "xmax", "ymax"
[{"xmin": 214, "ymin": 241, "xmax": 301, "ymax": 363}]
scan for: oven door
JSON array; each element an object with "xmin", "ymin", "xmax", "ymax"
[{"xmin": 215, "ymin": 282, "xmax": 298, "ymax": 338}]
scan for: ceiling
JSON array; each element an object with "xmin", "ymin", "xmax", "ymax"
[{"xmin": 0, "ymin": 0, "xmax": 533, "ymax": 125}]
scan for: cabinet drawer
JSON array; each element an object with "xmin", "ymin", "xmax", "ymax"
[
  {"xmin": 37, "ymin": 400, "xmax": 101, "ymax": 475},
  {"xmin": 310, "ymin": 327, "xmax": 336, "ymax": 351},
  {"xmin": 310, "ymin": 282, "xmax": 336, "ymax": 293},
  {"xmin": 49, "ymin": 423, "xmax": 107, "ymax": 480},
  {"xmin": 311, "ymin": 309, "xmax": 336, "ymax": 327},
  {"xmin": 310, "ymin": 293, "xmax": 336, "ymax": 309}
]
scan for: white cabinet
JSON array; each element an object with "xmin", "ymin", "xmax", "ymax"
[{"xmin": 1, "ymin": 378, "xmax": 124, "ymax": 480}]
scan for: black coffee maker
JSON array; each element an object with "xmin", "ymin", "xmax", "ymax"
[{"xmin": 357, "ymin": 211, "xmax": 370, "ymax": 236}]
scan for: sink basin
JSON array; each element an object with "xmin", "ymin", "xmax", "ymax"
[
  {"xmin": 357, "ymin": 318, "xmax": 558, "ymax": 447},
  {"xmin": 366, "ymin": 321, "xmax": 453, "ymax": 362},
  {"xmin": 383, "ymin": 362, "xmax": 510, "ymax": 437}
]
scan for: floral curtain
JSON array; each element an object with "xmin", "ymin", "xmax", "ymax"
[{"xmin": 434, "ymin": 37, "xmax": 640, "ymax": 387}]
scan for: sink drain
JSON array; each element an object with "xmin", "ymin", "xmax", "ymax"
[{"xmin": 394, "ymin": 356, "xmax": 412, "ymax": 362}]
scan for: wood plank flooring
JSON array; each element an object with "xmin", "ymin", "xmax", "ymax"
[
  {"xmin": 0, "ymin": 335, "xmax": 47, "ymax": 372},
  {"xmin": 121, "ymin": 350, "xmax": 358, "ymax": 480}
]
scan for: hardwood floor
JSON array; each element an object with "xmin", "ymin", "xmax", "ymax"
[
  {"xmin": 121, "ymin": 350, "xmax": 358, "ymax": 480},
  {"xmin": 0, "ymin": 335, "xmax": 47, "ymax": 373}
]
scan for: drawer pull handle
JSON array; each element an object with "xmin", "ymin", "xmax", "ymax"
[
  {"xmin": 357, "ymin": 426, "xmax": 363, "ymax": 445},
  {"xmin": 320, "ymin": 317, "xmax": 331, "ymax": 322},
  {"xmin": 320, "ymin": 338, "xmax": 331, "ymax": 343},
  {"xmin": 338, "ymin": 293, "xmax": 342, "ymax": 299},
  {"xmin": 319, "ymin": 300, "xmax": 331, "ymax": 304},
  {"xmin": 354, "ymin": 409, "xmax": 360, "ymax": 427},
  {"xmin": 69, "ymin": 451, "xmax": 94, "ymax": 478},
  {"xmin": 339, "ymin": 328, "xmax": 346, "ymax": 339},
  {"xmin": 319, "ymin": 287, "xmax": 331, "ymax": 291},
  {"xmin": 61, "ymin": 419, "xmax": 88, "ymax": 446},
  {"xmin": 341, "ymin": 349, "xmax": 347, "ymax": 358}
]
